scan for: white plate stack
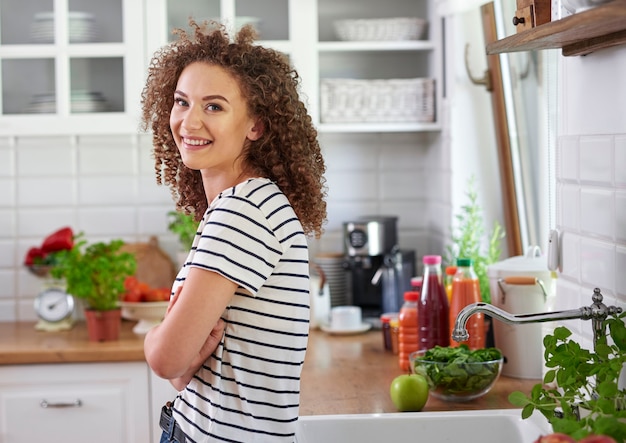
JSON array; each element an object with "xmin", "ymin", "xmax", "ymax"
[
  {"xmin": 31, "ymin": 11, "xmax": 97, "ymax": 43},
  {"xmin": 25, "ymin": 91, "xmax": 108, "ymax": 114},
  {"xmin": 314, "ymin": 253, "xmax": 349, "ymax": 307}
]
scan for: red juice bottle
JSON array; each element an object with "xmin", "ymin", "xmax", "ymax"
[{"xmin": 417, "ymin": 255, "xmax": 450, "ymax": 351}]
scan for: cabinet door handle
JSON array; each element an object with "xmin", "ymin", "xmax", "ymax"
[{"xmin": 40, "ymin": 399, "xmax": 83, "ymax": 408}]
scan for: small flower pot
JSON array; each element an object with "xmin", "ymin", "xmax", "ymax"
[{"xmin": 84, "ymin": 308, "xmax": 122, "ymax": 342}]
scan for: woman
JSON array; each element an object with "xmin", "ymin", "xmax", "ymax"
[{"xmin": 141, "ymin": 20, "xmax": 326, "ymax": 443}]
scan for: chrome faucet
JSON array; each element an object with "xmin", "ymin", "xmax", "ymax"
[{"xmin": 452, "ymin": 288, "xmax": 623, "ymax": 352}]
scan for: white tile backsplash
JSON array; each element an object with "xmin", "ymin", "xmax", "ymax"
[
  {"xmin": 558, "ymin": 136, "xmax": 579, "ymax": 182},
  {"xmin": 579, "ymin": 135, "xmax": 613, "ymax": 184},
  {"xmin": 78, "ymin": 176, "xmax": 137, "ymax": 205},
  {"xmin": 17, "ymin": 146, "xmax": 74, "ymax": 176},
  {"xmin": 0, "ymin": 128, "xmax": 444, "ymax": 323},
  {"xmin": 77, "ymin": 207, "xmax": 137, "ymax": 235},
  {"xmin": 558, "ymin": 183, "xmax": 579, "ymax": 230},
  {"xmin": 0, "ymin": 147, "xmax": 14, "ymax": 176},
  {"xmin": 0, "ymin": 270, "xmax": 15, "ymax": 299},
  {"xmin": 616, "ymin": 191, "xmax": 626, "ymax": 242},
  {"xmin": 556, "ymin": 44, "xmax": 626, "ymax": 348},
  {"xmin": 579, "ymin": 187, "xmax": 613, "ymax": 238},
  {"xmin": 0, "ymin": 179, "xmax": 15, "ymax": 206},
  {"xmin": 616, "ymin": 135, "xmax": 626, "ymax": 185},
  {"xmin": 17, "ymin": 177, "xmax": 75, "ymax": 206},
  {"xmin": 580, "ymin": 238, "xmax": 615, "ymax": 291},
  {"xmin": 78, "ymin": 145, "xmax": 136, "ymax": 175},
  {"xmin": 17, "ymin": 208, "xmax": 76, "ymax": 237}
]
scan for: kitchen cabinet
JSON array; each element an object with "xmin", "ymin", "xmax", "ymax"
[
  {"xmin": 0, "ymin": 362, "xmax": 151, "ymax": 442},
  {"xmin": 146, "ymin": 0, "xmax": 442, "ymax": 134},
  {"xmin": 486, "ymin": 0, "xmax": 626, "ymax": 56},
  {"xmin": 313, "ymin": 0, "xmax": 441, "ymax": 133},
  {"xmin": 0, "ymin": 0, "xmax": 145, "ymax": 135},
  {"xmin": 0, "ymin": 361, "xmax": 177, "ymax": 443},
  {"xmin": 0, "ymin": 0, "xmax": 441, "ymax": 136}
]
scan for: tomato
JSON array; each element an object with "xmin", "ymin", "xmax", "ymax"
[{"xmin": 123, "ymin": 288, "xmax": 142, "ymax": 303}]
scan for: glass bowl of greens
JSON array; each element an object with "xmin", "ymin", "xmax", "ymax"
[{"xmin": 410, "ymin": 345, "xmax": 503, "ymax": 402}]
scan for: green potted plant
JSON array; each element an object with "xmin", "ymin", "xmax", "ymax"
[
  {"xmin": 509, "ymin": 312, "xmax": 626, "ymax": 442},
  {"xmin": 445, "ymin": 175, "xmax": 505, "ymax": 305},
  {"xmin": 167, "ymin": 210, "xmax": 198, "ymax": 264},
  {"xmin": 50, "ymin": 233, "xmax": 137, "ymax": 341}
]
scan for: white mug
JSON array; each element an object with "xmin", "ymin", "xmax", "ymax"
[{"xmin": 330, "ymin": 305, "xmax": 362, "ymax": 330}]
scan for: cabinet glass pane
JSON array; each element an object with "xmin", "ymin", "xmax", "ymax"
[
  {"xmin": 70, "ymin": 57, "xmax": 124, "ymax": 113},
  {"xmin": 68, "ymin": 0, "xmax": 123, "ymax": 43},
  {"xmin": 2, "ymin": 59, "xmax": 55, "ymax": 114},
  {"xmin": 319, "ymin": 52, "xmax": 428, "ymax": 80},
  {"xmin": 235, "ymin": 0, "xmax": 289, "ymax": 41},
  {"xmin": 167, "ymin": 0, "xmax": 220, "ymax": 41},
  {"xmin": 1, "ymin": 0, "xmax": 54, "ymax": 44},
  {"xmin": 318, "ymin": 0, "xmax": 428, "ymax": 42}
]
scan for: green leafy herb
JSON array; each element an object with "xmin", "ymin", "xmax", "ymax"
[
  {"xmin": 50, "ymin": 233, "xmax": 137, "ymax": 311},
  {"xmin": 508, "ymin": 313, "xmax": 626, "ymax": 442},
  {"xmin": 167, "ymin": 210, "xmax": 197, "ymax": 250},
  {"xmin": 413, "ymin": 345, "xmax": 503, "ymax": 395},
  {"xmin": 445, "ymin": 175, "xmax": 504, "ymax": 304}
]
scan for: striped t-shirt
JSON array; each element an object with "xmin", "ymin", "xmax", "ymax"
[{"xmin": 170, "ymin": 178, "xmax": 310, "ymax": 443}]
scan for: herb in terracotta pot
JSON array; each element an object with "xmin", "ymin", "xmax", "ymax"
[
  {"xmin": 167, "ymin": 210, "xmax": 197, "ymax": 251},
  {"xmin": 509, "ymin": 312, "xmax": 626, "ymax": 442},
  {"xmin": 50, "ymin": 233, "xmax": 137, "ymax": 312}
]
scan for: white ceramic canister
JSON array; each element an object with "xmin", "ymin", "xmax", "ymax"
[
  {"xmin": 309, "ymin": 263, "xmax": 331, "ymax": 329},
  {"xmin": 487, "ymin": 246, "xmax": 556, "ymax": 379}
]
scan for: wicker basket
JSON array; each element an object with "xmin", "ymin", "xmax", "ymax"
[
  {"xmin": 334, "ymin": 17, "xmax": 427, "ymax": 41},
  {"xmin": 320, "ymin": 78, "xmax": 435, "ymax": 123}
]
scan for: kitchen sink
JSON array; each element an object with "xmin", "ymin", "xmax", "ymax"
[{"xmin": 295, "ymin": 408, "xmax": 551, "ymax": 443}]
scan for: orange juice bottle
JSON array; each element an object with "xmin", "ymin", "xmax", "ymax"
[
  {"xmin": 449, "ymin": 258, "xmax": 484, "ymax": 349},
  {"xmin": 398, "ymin": 291, "xmax": 419, "ymax": 372},
  {"xmin": 444, "ymin": 265, "xmax": 457, "ymax": 302}
]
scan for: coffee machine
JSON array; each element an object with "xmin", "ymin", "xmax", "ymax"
[{"xmin": 343, "ymin": 216, "xmax": 415, "ymax": 320}]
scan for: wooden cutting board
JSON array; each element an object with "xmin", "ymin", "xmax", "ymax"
[{"xmin": 120, "ymin": 236, "xmax": 176, "ymax": 289}]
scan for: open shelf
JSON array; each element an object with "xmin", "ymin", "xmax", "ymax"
[{"xmin": 486, "ymin": 0, "xmax": 626, "ymax": 56}]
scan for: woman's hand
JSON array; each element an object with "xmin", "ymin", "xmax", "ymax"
[{"xmin": 170, "ymin": 318, "xmax": 226, "ymax": 391}]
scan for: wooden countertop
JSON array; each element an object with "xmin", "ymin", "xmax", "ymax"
[
  {"xmin": 0, "ymin": 322, "xmax": 540, "ymax": 415},
  {"xmin": 0, "ymin": 320, "xmax": 146, "ymax": 364},
  {"xmin": 300, "ymin": 329, "xmax": 540, "ymax": 415}
]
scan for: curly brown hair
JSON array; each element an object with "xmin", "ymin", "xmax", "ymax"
[{"xmin": 140, "ymin": 20, "xmax": 327, "ymax": 238}]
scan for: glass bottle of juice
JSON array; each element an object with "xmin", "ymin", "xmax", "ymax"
[
  {"xmin": 417, "ymin": 255, "xmax": 450, "ymax": 351},
  {"xmin": 449, "ymin": 258, "xmax": 485, "ymax": 349},
  {"xmin": 444, "ymin": 265, "xmax": 457, "ymax": 302},
  {"xmin": 398, "ymin": 291, "xmax": 419, "ymax": 372}
]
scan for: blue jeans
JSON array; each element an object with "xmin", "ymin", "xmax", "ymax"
[{"xmin": 159, "ymin": 403, "xmax": 187, "ymax": 443}]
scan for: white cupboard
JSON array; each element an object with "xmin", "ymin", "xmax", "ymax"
[
  {"xmin": 0, "ymin": 0, "xmax": 441, "ymax": 136},
  {"xmin": 0, "ymin": 362, "xmax": 151, "ymax": 442},
  {"xmin": 0, "ymin": 361, "xmax": 177, "ymax": 443},
  {"xmin": 0, "ymin": 0, "xmax": 145, "ymax": 135}
]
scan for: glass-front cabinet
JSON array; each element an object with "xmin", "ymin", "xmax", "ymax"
[
  {"xmin": 149, "ymin": 0, "xmax": 438, "ymax": 134},
  {"xmin": 0, "ymin": 0, "xmax": 440, "ymax": 136},
  {"xmin": 0, "ymin": 0, "xmax": 144, "ymax": 135}
]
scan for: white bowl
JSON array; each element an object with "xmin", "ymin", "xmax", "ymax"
[
  {"xmin": 562, "ymin": 0, "xmax": 612, "ymax": 13},
  {"xmin": 120, "ymin": 301, "xmax": 168, "ymax": 334}
]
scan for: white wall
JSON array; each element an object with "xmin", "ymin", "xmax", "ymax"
[
  {"xmin": 0, "ymin": 128, "xmax": 450, "ymax": 322},
  {"xmin": 553, "ymin": 45, "xmax": 626, "ymax": 347}
]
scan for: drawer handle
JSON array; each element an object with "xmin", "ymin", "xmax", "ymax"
[{"xmin": 40, "ymin": 399, "xmax": 83, "ymax": 408}]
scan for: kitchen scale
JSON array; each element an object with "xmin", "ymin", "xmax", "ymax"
[{"xmin": 33, "ymin": 276, "xmax": 75, "ymax": 331}]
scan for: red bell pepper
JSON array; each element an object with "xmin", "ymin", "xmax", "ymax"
[
  {"xmin": 41, "ymin": 227, "xmax": 74, "ymax": 253},
  {"xmin": 24, "ymin": 247, "xmax": 45, "ymax": 266}
]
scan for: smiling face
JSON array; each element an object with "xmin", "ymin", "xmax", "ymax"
[{"xmin": 170, "ymin": 62, "xmax": 262, "ymax": 181}]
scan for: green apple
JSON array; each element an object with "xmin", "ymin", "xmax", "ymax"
[{"xmin": 389, "ymin": 374, "xmax": 429, "ymax": 412}]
